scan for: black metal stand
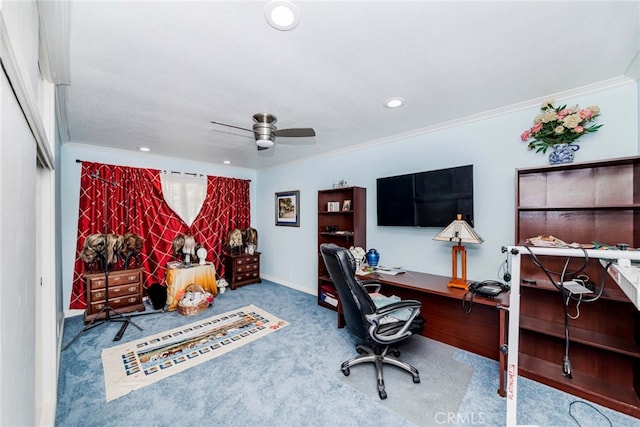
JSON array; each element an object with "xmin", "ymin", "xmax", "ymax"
[{"xmin": 62, "ymin": 172, "xmax": 149, "ymax": 351}]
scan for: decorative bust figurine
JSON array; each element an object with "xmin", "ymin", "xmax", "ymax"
[{"xmin": 197, "ymin": 247, "xmax": 207, "ymax": 265}]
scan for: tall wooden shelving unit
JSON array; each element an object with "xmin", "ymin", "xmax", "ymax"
[
  {"xmin": 515, "ymin": 156, "xmax": 640, "ymax": 417},
  {"xmin": 317, "ymin": 186, "xmax": 366, "ymax": 312}
]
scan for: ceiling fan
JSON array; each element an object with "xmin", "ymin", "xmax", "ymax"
[{"xmin": 211, "ymin": 113, "xmax": 316, "ymax": 150}]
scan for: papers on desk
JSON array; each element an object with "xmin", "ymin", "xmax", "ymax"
[{"xmin": 374, "ymin": 266, "xmax": 406, "ymax": 275}]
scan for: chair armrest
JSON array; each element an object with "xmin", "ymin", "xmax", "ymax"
[
  {"xmin": 375, "ymin": 299, "xmax": 420, "ymax": 316},
  {"xmin": 360, "ymin": 280, "xmax": 382, "ymax": 293},
  {"xmin": 365, "ymin": 300, "xmax": 421, "ymax": 344}
]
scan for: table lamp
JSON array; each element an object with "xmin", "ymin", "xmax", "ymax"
[{"xmin": 433, "ymin": 214, "xmax": 484, "ymax": 289}]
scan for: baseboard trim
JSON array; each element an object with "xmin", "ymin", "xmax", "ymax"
[{"xmin": 259, "ymin": 274, "xmax": 316, "ymax": 296}]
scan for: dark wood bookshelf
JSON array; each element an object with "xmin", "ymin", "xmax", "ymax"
[
  {"xmin": 317, "ymin": 186, "xmax": 366, "ymax": 313},
  {"xmin": 515, "ymin": 156, "xmax": 640, "ymax": 418}
]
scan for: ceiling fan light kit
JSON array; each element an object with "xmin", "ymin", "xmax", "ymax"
[{"xmin": 211, "ymin": 112, "xmax": 315, "ymax": 151}]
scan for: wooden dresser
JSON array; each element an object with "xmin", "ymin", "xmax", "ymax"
[
  {"xmin": 224, "ymin": 252, "xmax": 261, "ymax": 290},
  {"xmin": 83, "ymin": 267, "xmax": 145, "ymax": 322}
]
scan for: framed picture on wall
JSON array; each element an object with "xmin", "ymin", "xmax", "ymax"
[{"xmin": 275, "ymin": 190, "xmax": 300, "ymax": 227}]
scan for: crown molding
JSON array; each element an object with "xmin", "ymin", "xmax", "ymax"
[{"xmin": 277, "ymin": 76, "xmax": 636, "ymax": 170}]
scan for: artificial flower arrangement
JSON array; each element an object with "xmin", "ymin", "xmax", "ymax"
[
  {"xmin": 349, "ymin": 246, "xmax": 366, "ymax": 271},
  {"xmin": 520, "ymin": 100, "xmax": 602, "ymax": 153}
]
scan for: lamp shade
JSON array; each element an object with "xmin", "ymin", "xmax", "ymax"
[{"xmin": 433, "ymin": 215, "xmax": 483, "ymax": 245}]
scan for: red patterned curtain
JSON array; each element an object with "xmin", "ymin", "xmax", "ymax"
[{"xmin": 70, "ymin": 162, "xmax": 250, "ymax": 309}]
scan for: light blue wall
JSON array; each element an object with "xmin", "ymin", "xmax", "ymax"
[
  {"xmin": 59, "ymin": 82, "xmax": 639, "ymax": 305},
  {"xmin": 256, "ymin": 82, "xmax": 639, "ymax": 295},
  {"xmin": 59, "ymin": 144, "xmax": 257, "ymax": 313}
]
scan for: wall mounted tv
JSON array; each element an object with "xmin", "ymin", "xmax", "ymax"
[{"xmin": 376, "ymin": 164, "xmax": 474, "ymax": 228}]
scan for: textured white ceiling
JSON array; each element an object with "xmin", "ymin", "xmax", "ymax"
[{"xmin": 62, "ymin": 1, "xmax": 640, "ymax": 169}]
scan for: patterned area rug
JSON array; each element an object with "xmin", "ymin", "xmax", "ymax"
[{"xmin": 102, "ymin": 304, "xmax": 287, "ymax": 401}]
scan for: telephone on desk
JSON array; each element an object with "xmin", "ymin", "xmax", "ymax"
[{"xmin": 467, "ymin": 280, "xmax": 510, "ymax": 298}]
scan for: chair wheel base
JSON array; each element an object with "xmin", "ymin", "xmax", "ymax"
[
  {"xmin": 413, "ymin": 376, "xmax": 420, "ymax": 384},
  {"xmin": 342, "ymin": 368, "xmax": 350, "ymax": 376}
]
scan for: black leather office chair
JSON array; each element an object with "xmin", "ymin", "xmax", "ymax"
[{"xmin": 320, "ymin": 243, "xmax": 424, "ymax": 399}]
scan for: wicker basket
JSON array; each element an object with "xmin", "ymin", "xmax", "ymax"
[{"xmin": 177, "ymin": 283, "xmax": 213, "ymax": 316}]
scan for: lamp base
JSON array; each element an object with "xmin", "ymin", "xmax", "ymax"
[{"xmin": 447, "ymin": 279, "xmax": 469, "ymax": 290}]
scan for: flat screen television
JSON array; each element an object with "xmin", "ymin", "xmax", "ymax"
[{"xmin": 376, "ymin": 165, "xmax": 474, "ymax": 227}]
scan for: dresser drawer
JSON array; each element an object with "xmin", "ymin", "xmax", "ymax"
[
  {"xmin": 89, "ymin": 294, "xmax": 142, "ymax": 314},
  {"xmin": 89, "ymin": 282, "xmax": 140, "ymax": 301},
  {"xmin": 234, "ymin": 262, "xmax": 258, "ymax": 274},
  {"xmin": 233, "ymin": 255, "xmax": 260, "ymax": 268},
  {"xmin": 86, "ymin": 270, "xmax": 141, "ymax": 290},
  {"xmin": 233, "ymin": 271, "xmax": 260, "ymax": 283}
]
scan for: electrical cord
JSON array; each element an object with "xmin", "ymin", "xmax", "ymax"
[
  {"xmin": 498, "ymin": 258, "xmax": 511, "ymax": 283},
  {"xmin": 569, "ymin": 400, "xmax": 613, "ymax": 427},
  {"xmin": 462, "ymin": 290, "xmax": 474, "ymax": 314},
  {"xmin": 523, "ymin": 245, "xmax": 613, "ymax": 379},
  {"xmin": 566, "ymin": 293, "xmax": 582, "ymax": 320},
  {"xmin": 524, "ymin": 245, "xmax": 590, "ymax": 285}
]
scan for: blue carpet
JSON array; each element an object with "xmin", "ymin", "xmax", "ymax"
[{"xmin": 56, "ymin": 280, "xmax": 638, "ymax": 426}]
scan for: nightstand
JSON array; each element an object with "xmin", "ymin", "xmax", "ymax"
[{"xmin": 224, "ymin": 252, "xmax": 261, "ymax": 289}]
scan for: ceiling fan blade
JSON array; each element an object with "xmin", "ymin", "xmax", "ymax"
[
  {"xmin": 210, "ymin": 120, "xmax": 255, "ymax": 134},
  {"xmin": 273, "ymin": 128, "xmax": 316, "ymax": 138}
]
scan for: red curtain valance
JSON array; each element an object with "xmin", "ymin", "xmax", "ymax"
[{"xmin": 70, "ymin": 161, "xmax": 250, "ymax": 309}]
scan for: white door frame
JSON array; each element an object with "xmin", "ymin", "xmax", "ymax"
[{"xmin": 35, "ymin": 159, "xmax": 57, "ymax": 426}]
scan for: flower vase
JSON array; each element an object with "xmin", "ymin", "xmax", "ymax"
[{"xmin": 548, "ymin": 143, "xmax": 579, "ymax": 165}]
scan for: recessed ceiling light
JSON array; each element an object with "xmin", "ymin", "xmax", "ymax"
[
  {"xmin": 265, "ymin": 0, "xmax": 300, "ymax": 31},
  {"xmin": 223, "ymin": 160, "xmax": 232, "ymax": 165},
  {"xmin": 384, "ymin": 97, "xmax": 405, "ymax": 109},
  {"xmin": 138, "ymin": 147, "xmax": 151, "ymax": 152}
]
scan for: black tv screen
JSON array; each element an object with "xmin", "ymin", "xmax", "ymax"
[
  {"xmin": 376, "ymin": 165, "xmax": 474, "ymax": 227},
  {"xmin": 376, "ymin": 174, "xmax": 415, "ymax": 226}
]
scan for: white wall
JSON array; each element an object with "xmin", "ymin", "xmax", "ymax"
[
  {"xmin": 0, "ymin": 2, "xmax": 40, "ymax": 425},
  {"xmin": 256, "ymin": 82, "xmax": 639, "ymax": 295},
  {"xmin": 59, "ymin": 143, "xmax": 258, "ymax": 313}
]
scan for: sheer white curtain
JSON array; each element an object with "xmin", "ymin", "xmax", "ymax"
[{"xmin": 160, "ymin": 172, "xmax": 207, "ymax": 227}]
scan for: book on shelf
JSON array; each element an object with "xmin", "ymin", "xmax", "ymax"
[
  {"xmin": 320, "ymin": 284, "xmax": 339, "ymax": 306},
  {"xmin": 322, "ymin": 294, "xmax": 338, "ymax": 307}
]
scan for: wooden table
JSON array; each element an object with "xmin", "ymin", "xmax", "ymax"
[
  {"xmin": 165, "ymin": 263, "xmax": 218, "ymax": 311},
  {"xmin": 355, "ymin": 270, "xmax": 509, "ymax": 397}
]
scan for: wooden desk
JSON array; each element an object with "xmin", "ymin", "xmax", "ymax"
[
  {"xmin": 165, "ymin": 263, "xmax": 218, "ymax": 311},
  {"xmin": 356, "ymin": 270, "xmax": 509, "ymax": 397}
]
